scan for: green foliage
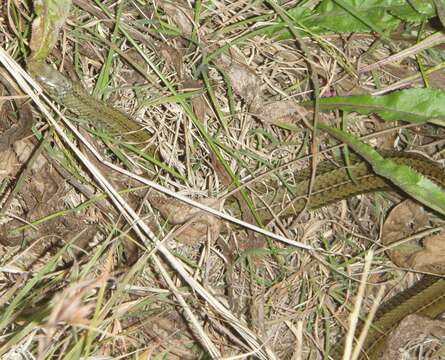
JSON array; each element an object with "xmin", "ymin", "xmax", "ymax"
[
  {"xmin": 310, "ymin": 88, "xmax": 445, "ymax": 124},
  {"xmin": 409, "ymin": 0, "xmax": 436, "ymax": 15},
  {"xmin": 266, "ymin": 0, "xmax": 437, "ymax": 39}
]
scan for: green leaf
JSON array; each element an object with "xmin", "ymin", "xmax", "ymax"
[
  {"xmin": 409, "ymin": 0, "xmax": 436, "ymax": 15},
  {"xmin": 29, "ymin": 0, "xmax": 72, "ymax": 61},
  {"xmin": 264, "ymin": 0, "xmax": 436, "ymax": 39},
  {"xmin": 390, "ymin": 1, "xmax": 434, "ymax": 21},
  {"xmin": 307, "ymin": 88, "xmax": 445, "ymax": 124},
  {"xmin": 310, "ymin": 0, "xmax": 401, "ymax": 33},
  {"xmin": 318, "ymin": 124, "xmax": 445, "ymax": 216}
]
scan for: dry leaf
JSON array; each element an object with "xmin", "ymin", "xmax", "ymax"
[
  {"xmin": 191, "ymin": 94, "xmax": 208, "ymax": 122},
  {"xmin": 382, "ymin": 200, "xmax": 429, "ymax": 268},
  {"xmin": 182, "ymin": 79, "xmax": 208, "ymax": 121},
  {"xmin": 148, "ymin": 195, "xmax": 221, "ymax": 224},
  {"xmin": 216, "ymin": 54, "xmax": 261, "ymax": 109},
  {"xmin": 162, "ymin": 2, "xmax": 193, "ymax": 37},
  {"xmin": 175, "ymin": 219, "xmax": 220, "ymax": 245},
  {"xmin": 159, "ymin": 44, "xmax": 184, "ymax": 79},
  {"xmin": 0, "ymin": 148, "xmax": 17, "ymax": 176},
  {"xmin": 148, "ymin": 195, "xmax": 222, "ymax": 245},
  {"xmin": 382, "ymin": 200, "xmax": 445, "ymax": 274},
  {"xmin": 254, "ymin": 100, "xmax": 306, "ymax": 124},
  {"xmin": 0, "ymin": 69, "xmax": 34, "ymax": 154},
  {"xmin": 407, "ymin": 231, "xmax": 445, "ymax": 274},
  {"xmin": 0, "ymin": 147, "xmax": 98, "ymax": 259},
  {"xmin": 382, "ymin": 314, "xmax": 445, "ymax": 360}
]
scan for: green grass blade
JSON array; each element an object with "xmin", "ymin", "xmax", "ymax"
[{"xmin": 305, "ymin": 88, "xmax": 445, "ymax": 124}]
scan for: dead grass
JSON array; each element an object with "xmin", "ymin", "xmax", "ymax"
[{"xmin": 0, "ymin": 1, "xmax": 444, "ymax": 359}]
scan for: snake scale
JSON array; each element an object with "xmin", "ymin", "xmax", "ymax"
[{"xmin": 28, "ymin": 61, "xmax": 445, "ymax": 359}]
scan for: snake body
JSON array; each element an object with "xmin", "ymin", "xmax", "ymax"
[
  {"xmin": 29, "ymin": 61, "xmax": 445, "ymax": 359},
  {"xmin": 28, "ymin": 61, "xmax": 152, "ymax": 147},
  {"xmin": 270, "ymin": 150, "xmax": 445, "ymax": 215},
  {"xmin": 289, "ymin": 152, "xmax": 445, "ymax": 359}
]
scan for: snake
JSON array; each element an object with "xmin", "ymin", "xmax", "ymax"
[
  {"xmin": 28, "ymin": 60, "xmax": 445, "ymax": 359},
  {"xmin": 27, "ymin": 61, "xmax": 153, "ymax": 147}
]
